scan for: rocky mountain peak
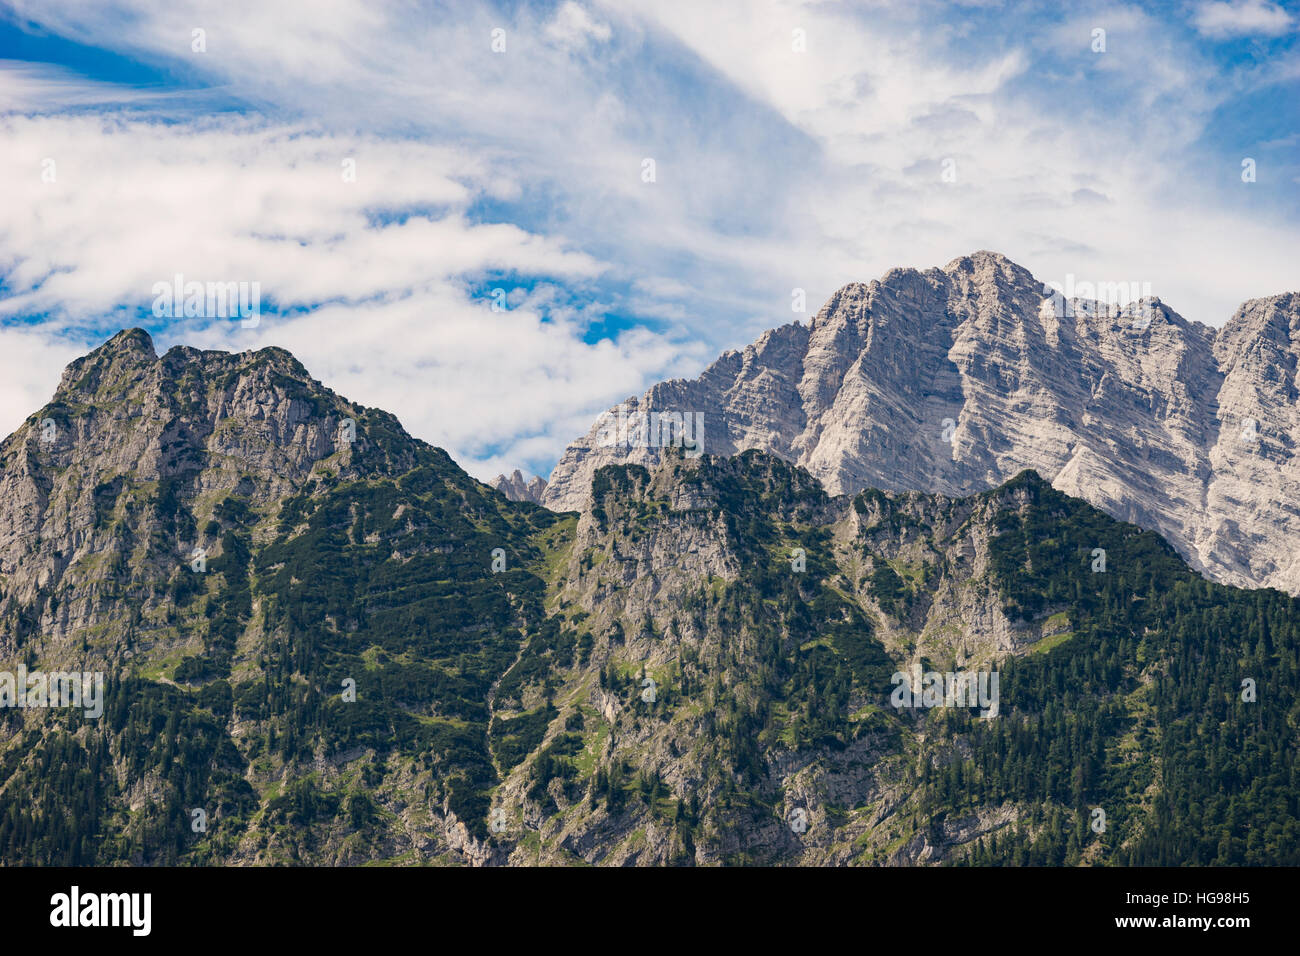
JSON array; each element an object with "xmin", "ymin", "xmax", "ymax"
[
  {"xmin": 942, "ymin": 248, "xmax": 1036, "ymax": 284},
  {"xmin": 0, "ymin": 329, "xmax": 430, "ymax": 651},
  {"xmin": 55, "ymin": 327, "xmax": 158, "ymax": 399},
  {"xmin": 542, "ymin": 252, "xmax": 1300, "ymax": 595},
  {"xmin": 491, "ymin": 469, "xmax": 548, "ymax": 505},
  {"xmin": 1214, "ymin": 292, "xmax": 1300, "ymax": 361}
]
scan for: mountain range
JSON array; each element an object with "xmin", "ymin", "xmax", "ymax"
[
  {"xmin": 1, "ymin": 320, "xmax": 1296, "ymax": 865},
  {"xmin": 534, "ymin": 251, "xmax": 1300, "ymax": 597}
]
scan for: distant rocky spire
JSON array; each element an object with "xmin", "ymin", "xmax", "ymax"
[{"xmin": 490, "ymin": 469, "xmax": 548, "ymax": 505}]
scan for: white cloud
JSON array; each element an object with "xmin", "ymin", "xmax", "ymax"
[
  {"xmin": 0, "ymin": 115, "xmax": 601, "ymax": 321},
  {"xmin": 176, "ymin": 288, "xmax": 707, "ymax": 483},
  {"xmin": 0, "ymin": 326, "xmax": 86, "ymax": 439},
  {"xmin": 17, "ymin": 0, "xmax": 1292, "ymax": 334},
  {"xmin": 597, "ymin": 0, "xmax": 1298, "ymax": 328},
  {"xmin": 0, "ymin": 113, "xmax": 703, "ymax": 476},
  {"xmin": 0, "ymin": 59, "xmax": 167, "ymax": 110},
  {"xmin": 545, "ymin": 2, "xmax": 612, "ymax": 51},
  {"xmin": 1194, "ymin": 0, "xmax": 1295, "ymax": 38}
]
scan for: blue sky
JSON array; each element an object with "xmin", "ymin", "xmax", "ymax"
[{"xmin": 0, "ymin": 0, "xmax": 1297, "ymax": 481}]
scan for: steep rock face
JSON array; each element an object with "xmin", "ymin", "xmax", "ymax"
[
  {"xmin": 0, "ymin": 328, "xmax": 418, "ymax": 658},
  {"xmin": 1204, "ymin": 294, "xmax": 1300, "ymax": 587},
  {"xmin": 494, "ymin": 453, "xmax": 1299, "ymax": 866},
  {"xmin": 490, "ymin": 469, "xmax": 548, "ymax": 505},
  {"xmin": 551, "ymin": 451, "xmax": 1043, "ymax": 679},
  {"xmin": 542, "ymin": 252, "xmax": 1300, "ymax": 594}
]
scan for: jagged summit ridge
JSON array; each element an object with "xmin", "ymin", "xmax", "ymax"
[
  {"xmin": 0, "ymin": 328, "xmax": 426, "ymax": 645},
  {"xmin": 542, "ymin": 253, "xmax": 1300, "ymax": 595},
  {"xmin": 490, "ymin": 469, "xmax": 547, "ymax": 504}
]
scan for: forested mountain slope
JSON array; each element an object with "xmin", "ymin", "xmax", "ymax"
[{"xmin": 0, "ymin": 332, "xmax": 1294, "ymax": 865}]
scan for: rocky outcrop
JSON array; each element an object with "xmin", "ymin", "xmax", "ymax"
[
  {"xmin": 542, "ymin": 251, "xmax": 1300, "ymax": 594},
  {"xmin": 0, "ymin": 328, "xmax": 415, "ymax": 658},
  {"xmin": 490, "ymin": 469, "xmax": 547, "ymax": 505}
]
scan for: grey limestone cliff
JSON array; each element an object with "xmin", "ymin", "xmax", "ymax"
[{"xmin": 543, "ymin": 251, "xmax": 1300, "ymax": 594}]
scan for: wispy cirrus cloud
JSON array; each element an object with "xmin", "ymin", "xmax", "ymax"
[
  {"xmin": 1193, "ymin": 0, "xmax": 1295, "ymax": 38},
  {"xmin": 0, "ymin": 110, "xmax": 708, "ymax": 478}
]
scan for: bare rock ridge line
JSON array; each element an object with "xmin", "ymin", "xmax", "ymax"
[
  {"xmin": 541, "ymin": 250, "xmax": 1300, "ymax": 595},
  {"xmin": 490, "ymin": 469, "xmax": 547, "ymax": 504},
  {"xmin": 0, "ymin": 328, "xmax": 430, "ymax": 642}
]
